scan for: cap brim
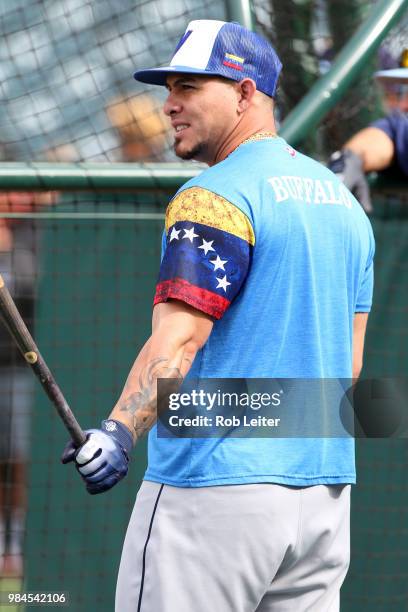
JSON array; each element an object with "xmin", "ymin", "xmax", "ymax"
[
  {"xmin": 374, "ymin": 68, "xmax": 408, "ymax": 84},
  {"xmin": 133, "ymin": 65, "xmax": 230, "ymax": 85}
]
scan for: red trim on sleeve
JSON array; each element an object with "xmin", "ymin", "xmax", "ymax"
[{"xmin": 154, "ymin": 278, "xmax": 230, "ymax": 320}]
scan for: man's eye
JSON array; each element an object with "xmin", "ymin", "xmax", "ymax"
[{"xmin": 182, "ymin": 84, "xmax": 194, "ymax": 90}]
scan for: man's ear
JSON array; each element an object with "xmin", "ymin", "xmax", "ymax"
[{"xmin": 236, "ymin": 78, "xmax": 257, "ymax": 113}]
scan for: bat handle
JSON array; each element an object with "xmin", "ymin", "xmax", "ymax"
[
  {"xmin": 24, "ymin": 350, "xmax": 87, "ymax": 447},
  {"xmin": 33, "ymin": 355, "xmax": 87, "ymax": 447}
]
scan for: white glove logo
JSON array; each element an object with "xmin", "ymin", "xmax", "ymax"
[{"xmin": 104, "ymin": 421, "xmax": 117, "ymax": 432}]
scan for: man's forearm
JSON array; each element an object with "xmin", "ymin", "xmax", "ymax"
[
  {"xmin": 108, "ymin": 340, "xmax": 191, "ymax": 443},
  {"xmin": 344, "ymin": 127, "xmax": 395, "ymax": 172},
  {"xmin": 110, "ymin": 328, "xmax": 198, "ymax": 443},
  {"xmin": 108, "ymin": 301, "xmax": 213, "ymax": 444}
]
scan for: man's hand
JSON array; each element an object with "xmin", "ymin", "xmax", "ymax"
[
  {"xmin": 61, "ymin": 419, "xmax": 133, "ymax": 495},
  {"xmin": 328, "ymin": 149, "xmax": 373, "ymax": 214}
]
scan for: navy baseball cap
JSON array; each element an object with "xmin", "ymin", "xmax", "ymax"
[
  {"xmin": 375, "ymin": 68, "xmax": 408, "ymax": 84},
  {"xmin": 133, "ymin": 20, "xmax": 282, "ymax": 98},
  {"xmin": 375, "ymin": 48, "xmax": 408, "ymax": 84}
]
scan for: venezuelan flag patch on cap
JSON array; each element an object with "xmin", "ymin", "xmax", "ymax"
[{"xmin": 223, "ymin": 52, "xmax": 244, "ymax": 71}]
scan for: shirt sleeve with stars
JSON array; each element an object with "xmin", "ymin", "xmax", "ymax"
[{"xmin": 154, "ymin": 186, "xmax": 255, "ymax": 319}]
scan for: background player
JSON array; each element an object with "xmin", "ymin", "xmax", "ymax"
[
  {"xmin": 328, "ymin": 53, "xmax": 408, "ymax": 212},
  {"xmin": 63, "ymin": 20, "xmax": 374, "ymax": 611},
  {"xmin": 0, "ymin": 188, "xmax": 56, "ymax": 577}
]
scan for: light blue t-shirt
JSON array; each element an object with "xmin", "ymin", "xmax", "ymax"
[{"xmin": 146, "ymin": 136, "xmax": 375, "ymax": 487}]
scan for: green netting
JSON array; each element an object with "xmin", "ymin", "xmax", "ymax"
[
  {"xmin": 24, "ymin": 192, "xmax": 167, "ymax": 611},
  {"xmin": 342, "ymin": 186, "xmax": 408, "ymax": 611}
]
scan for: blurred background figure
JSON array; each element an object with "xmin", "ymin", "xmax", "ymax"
[
  {"xmin": 328, "ymin": 50, "xmax": 408, "ymax": 213},
  {"xmin": 106, "ymin": 94, "xmax": 171, "ymax": 162},
  {"xmin": 0, "ymin": 189, "xmax": 57, "ymax": 577},
  {"xmin": 376, "ymin": 47, "xmax": 408, "ymax": 112},
  {"xmin": 45, "ymin": 144, "xmax": 79, "ymax": 164}
]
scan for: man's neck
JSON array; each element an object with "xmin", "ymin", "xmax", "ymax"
[{"xmin": 212, "ymin": 116, "xmax": 277, "ymax": 166}]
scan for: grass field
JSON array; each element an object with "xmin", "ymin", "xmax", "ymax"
[{"xmin": 0, "ymin": 577, "xmax": 23, "ymax": 612}]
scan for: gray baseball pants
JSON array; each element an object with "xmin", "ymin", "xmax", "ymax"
[{"xmin": 116, "ymin": 481, "xmax": 350, "ymax": 612}]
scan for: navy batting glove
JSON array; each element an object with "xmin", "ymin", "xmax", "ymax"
[
  {"xmin": 328, "ymin": 149, "xmax": 373, "ymax": 214},
  {"xmin": 61, "ymin": 420, "xmax": 133, "ymax": 495}
]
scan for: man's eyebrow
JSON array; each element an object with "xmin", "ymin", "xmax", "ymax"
[{"xmin": 166, "ymin": 76, "xmax": 198, "ymax": 89}]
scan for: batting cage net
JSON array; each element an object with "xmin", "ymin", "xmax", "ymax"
[
  {"xmin": 1, "ymin": 0, "xmax": 407, "ymax": 165},
  {"xmin": 252, "ymin": 0, "xmax": 408, "ymax": 155},
  {"xmin": 1, "ymin": 0, "xmax": 225, "ymax": 164},
  {"xmin": 0, "ymin": 0, "xmax": 407, "ymax": 611}
]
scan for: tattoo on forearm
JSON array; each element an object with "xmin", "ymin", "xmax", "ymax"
[{"xmin": 119, "ymin": 357, "xmax": 183, "ymax": 439}]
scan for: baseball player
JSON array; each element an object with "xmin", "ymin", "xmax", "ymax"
[
  {"xmin": 62, "ymin": 20, "xmax": 375, "ymax": 611},
  {"xmin": 329, "ymin": 52, "xmax": 408, "ymax": 212}
]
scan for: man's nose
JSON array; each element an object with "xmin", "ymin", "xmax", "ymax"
[{"xmin": 163, "ymin": 93, "xmax": 182, "ymax": 116}]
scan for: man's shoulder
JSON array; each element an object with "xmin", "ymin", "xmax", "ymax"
[
  {"xmin": 176, "ymin": 164, "xmax": 224, "ymax": 194},
  {"xmin": 372, "ymin": 111, "xmax": 408, "ymax": 139},
  {"xmin": 173, "ymin": 162, "xmax": 247, "ymax": 211},
  {"xmin": 167, "ymin": 167, "xmax": 255, "ymax": 237}
]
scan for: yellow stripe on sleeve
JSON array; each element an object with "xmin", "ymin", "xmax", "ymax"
[{"xmin": 166, "ymin": 187, "xmax": 255, "ymax": 246}]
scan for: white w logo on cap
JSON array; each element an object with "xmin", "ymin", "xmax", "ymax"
[{"xmin": 170, "ymin": 20, "xmax": 226, "ymax": 70}]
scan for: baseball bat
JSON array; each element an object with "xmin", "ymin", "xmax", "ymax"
[{"xmin": 0, "ymin": 273, "xmax": 86, "ymax": 447}]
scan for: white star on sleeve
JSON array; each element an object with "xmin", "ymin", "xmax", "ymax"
[
  {"xmin": 183, "ymin": 227, "xmax": 199, "ymax": 243},
  {"xmin": 210, "ymin": 255, "xmax": 228, "ymax": 271},
  {"xmin": 216, "ymin": 275, "xmax": 231, "ymax": 292},
  {"xmin": 169, "ymin": 227, "xmax": 181, "ymax": 241},
  {"xmin": 198, "ymin": 238, "xmax": 215, "ymax": 255}
]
